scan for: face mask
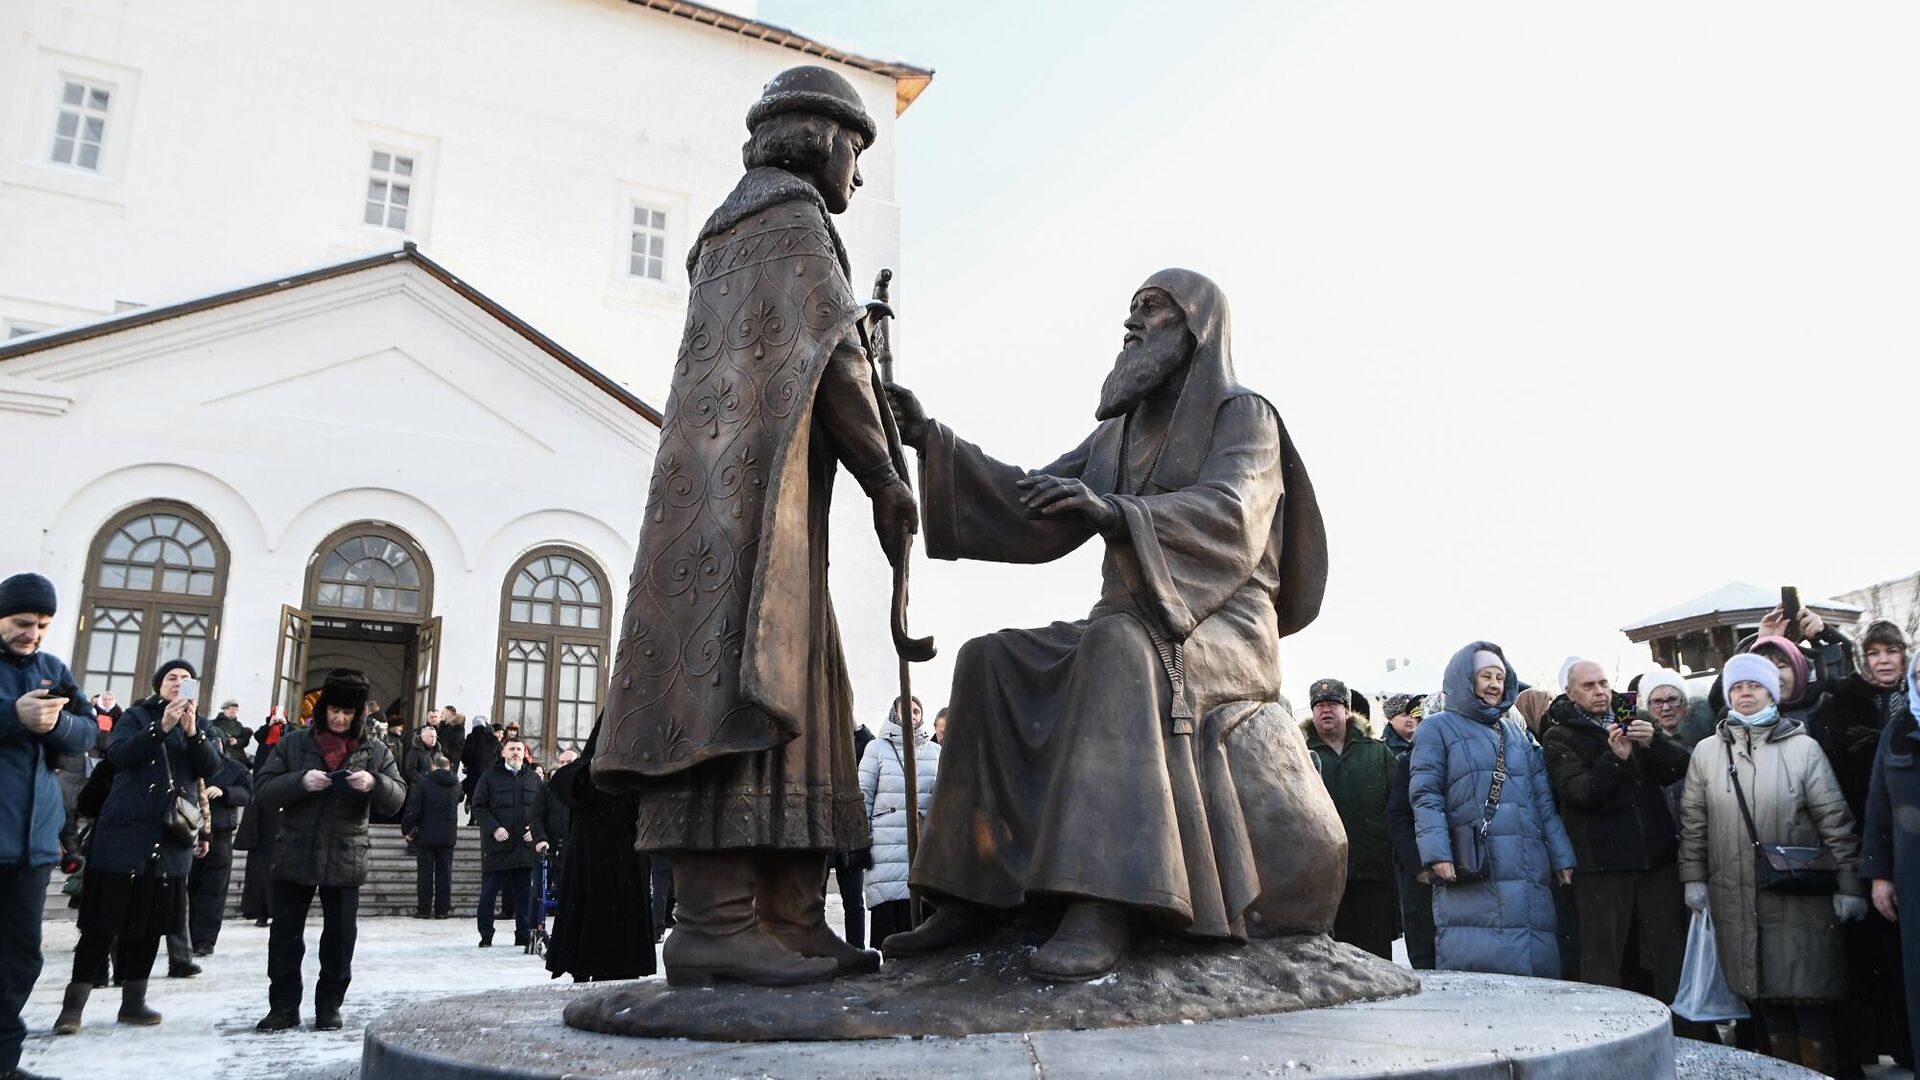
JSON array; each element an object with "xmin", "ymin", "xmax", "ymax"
[{"xmin": 1729, "ymin": 704, "xmax": 1779, "ymax": 727}]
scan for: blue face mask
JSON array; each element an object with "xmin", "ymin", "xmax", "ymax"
[{"xmin": 1729, "ymin": 703, "xmax": 1779, "ymax": 727}]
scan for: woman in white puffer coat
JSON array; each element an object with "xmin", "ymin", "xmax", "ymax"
[{"xmin": 860, "ymin": 698, "xmax": 940, "ymax": 946}]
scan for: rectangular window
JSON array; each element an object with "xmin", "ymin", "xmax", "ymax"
[
  {"xmin": 50, "ymin": 79, "xmax": 111, "ymax": 171},
  {"xmin": 363, "ymin": 149, "xmax": 414, "ymax": 230},
  {"xmin": 84, "ymin": 606, "xmax": 143, "ymax": 702},
  {"xmin": 629, "ymin": 204, "xmax": 667, "ymax": 280},
  {"xmin": 501, "ymin": 638, "xmax": 548, "ymax": 739},
  {"xmin": 554, "ymin": 643, "xmax": 601, "ymax": 748}
]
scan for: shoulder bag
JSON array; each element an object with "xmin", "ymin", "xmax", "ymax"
[
  {"xmin": 1447, "ymin": 720, "xmax": 1506, "ymax": 883},
  {"xmin": 159, "ymin": 724, "xmax": 206, "ymax": 846},
  {"xmin": 1725, "ymin": 741, "xmax": 1839, "ymax": 895}
]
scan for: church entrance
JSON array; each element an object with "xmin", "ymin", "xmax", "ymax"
[{"xmin": 271, "ymin": 523, "xmax": 440, "ymax": 727}]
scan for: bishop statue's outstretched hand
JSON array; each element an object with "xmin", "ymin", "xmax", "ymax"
[{"xmin": 1018, "ymin": 475, "xmax": 1121, "ymax": 537}]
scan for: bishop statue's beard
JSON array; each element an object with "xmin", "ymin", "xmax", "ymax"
[{"xmin": 1096, "ymin": 330, "xmax": 1192, "ymax": 420}]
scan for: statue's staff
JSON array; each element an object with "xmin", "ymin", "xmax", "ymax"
[{"xmin": 864, "ymin": 268, "xmax": 935, "ymax": 927}]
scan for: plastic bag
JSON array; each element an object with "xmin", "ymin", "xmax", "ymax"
[{"xmin": 1672, "ymin": 908, "xmax": 1748, "ymax": 1022}]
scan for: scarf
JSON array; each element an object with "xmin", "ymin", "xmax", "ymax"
[
  {"xmin": 1729, "ymin": 704, "xmax": 1780, "ymax": 728},
  {"xmin": 313, "ymin": 727, "xmax": 359, "ymax": 772}
]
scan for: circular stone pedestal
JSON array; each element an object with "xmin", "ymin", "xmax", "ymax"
[
  {"xmin": 567, "ymin": 933, "xmax": 1419, "ymax": 1040},
  {"xmin": 362, "ymin": 972, "xmax": 1731, "ymax": 1079}
]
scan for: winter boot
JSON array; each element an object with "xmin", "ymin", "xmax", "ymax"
[
  {"xmin": 756, "ymin": 852, "xmax": 879, "ymax": 976},
  {"xmin": 880, "ymin": 898, "xmax": 994, "ymax": 957},
  {"xmin": 115, "ymin": 980, "xmax": 162, "ymax": 1026},
  {"xmin": 255, "ymin": 1007, "xmax": 299, "ymax": 1032},
  {"xmin": 660, "ymin": 852, "xmax": 837, "ymax": 988},
  {"xmin": 1030, "ymin": 900, "xmax": 1131, "ymax": 981},
  {"xmin": 52, "ymin": 981, "xmax": 91, "ymax": 1035}
]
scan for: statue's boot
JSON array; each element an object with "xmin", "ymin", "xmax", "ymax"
[
  {"xmin": 1796, "ymin": 1037, "xmax": 1837, "ymax": 1076},
  {"xmin": 661, "ymin": 852, "xmax": 838, "ymax": 988},
  {"xmin": 757, "ymin": 852, "xmax": 880, "ymax": 975},
  {"xmin": 1764, "ymin": 1033, "xmax": 1802, "ymax": 1065},
  {"xmin": 1030, "ymin": 900, "xmax": 1130, "ymax": 982},
  {"xmin": 880, "ymin": 897, "xmax": 994, "ymax": 957}
]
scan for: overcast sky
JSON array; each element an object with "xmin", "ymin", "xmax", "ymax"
[{"xmin": 765, "ymin": 0, "xmax": 1920, "ymax": 703}]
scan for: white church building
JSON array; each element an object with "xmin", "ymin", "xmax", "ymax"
[{"xmin": 0, "ymin": 0, "xmax": 931, "ymax": 760}]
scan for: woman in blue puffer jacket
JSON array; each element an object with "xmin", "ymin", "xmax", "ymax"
[
  {"xmin": 1410, "ymin": 640, "xmax": 1575, "ymax": 977},
  {"xmin": 859, "ymin": 698, "xmax": 940, "ymax": 948}
]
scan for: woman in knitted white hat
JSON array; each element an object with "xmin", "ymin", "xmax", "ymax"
[{"xmin": 1677, "ymin": 651, "xmax": 1865, "ymax": 1071}]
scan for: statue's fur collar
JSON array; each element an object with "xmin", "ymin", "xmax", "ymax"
[{"xmin": 691, "ymin": 166, "xmax": 852, "ymax": 279}]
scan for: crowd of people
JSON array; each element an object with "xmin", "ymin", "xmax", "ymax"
[
  {"xmin": 10, "ymin": 556, "xmax": 1920, "ymax": 1078},
  {"xmin": 1303, "ymin": 611, "xmax": 1920, "ymax": 1077}
]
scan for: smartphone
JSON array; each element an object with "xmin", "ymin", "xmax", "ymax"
[
  {"xmin": 1620, "ymin": 691, "xmax": 1638, "ymax": 720},
  {"xmin": 1780, "ymin": 586, "xmax": 1802, "ymax": 634},
  {"xmin": 328, "ymin": 769, "xmax": 353, "ymax": 788},
  {"xmin": 178, "ymin": 677, "xmax": 200, "ymax": 702}
]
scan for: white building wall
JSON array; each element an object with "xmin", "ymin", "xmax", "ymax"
[
  {"xmin": 1, "ymin": 261, "xmax": 657, "ymax": 729},
  {"xmin": 0, "ymin": 0, "xmax": 923, "ymax": 733},
  {"xmin": 0, "ymin": 0, "xmax": 904, "ymax": 408}
]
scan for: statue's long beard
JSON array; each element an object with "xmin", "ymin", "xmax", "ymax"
[{"xmin": 1097, "ymin": 331, "xmax": 1191, "ymax": 420}]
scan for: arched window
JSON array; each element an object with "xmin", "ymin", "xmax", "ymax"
[
  {"xmin": 308, "ymin": 526, "xmax": 430, "ymax": 616},
  {"xmin": 74, "ymin": 501, "xmax": 229, "ymax": 701},
  {"xmin": 495, "ymin": 546, "xmax": 610, "ymax": 760}
]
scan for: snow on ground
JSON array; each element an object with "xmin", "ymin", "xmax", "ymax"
[{"xmin": 20, "ymin": 886, "xmax": 852, "ymax": 1080}]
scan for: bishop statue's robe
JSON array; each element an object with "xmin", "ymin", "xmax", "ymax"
[{"xmin": 908, "ymin": 268, "xmax": 1326, "ymax": 939}]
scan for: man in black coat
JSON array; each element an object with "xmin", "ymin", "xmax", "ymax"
[
  {"xmin": 253, "ymin": 669, "xmax": 405, "ymax": 1032},
  {"xmin": 402, "ymin": 753, "xmax": 460, "ymax": 919},
  {"xmin": 1541, "ymin": 661, "xmax": 1690, "ymax": 1001},
  {"xmin": 186, "ymin": 750, "xmax": 252, "ymax": 956},
  {"xmin": 1382, "ymin": 693, "xmax": 1434, "ymax": 970},
  {"xmin": 472, "ymin": 736, "xmax": 548, "ymax": 947},
  {"xmin": 209, "ymin": 699, "xmax": 252, "ymax": 766},
  {"xmin": 460, "ymin": 718, "xmax": 498, "ymax": 813}
]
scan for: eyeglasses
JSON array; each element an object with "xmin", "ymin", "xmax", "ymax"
[{"xmin": 1648, "ymin": 696, "xmax": 1685, "ymax": 710}]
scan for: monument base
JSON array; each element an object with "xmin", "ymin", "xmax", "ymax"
[
  {"xmin": 361, "ymin": 971, "xmax": 1811, "ymax": 1079},
  {"xmin": 566, "ymin": 931, "xmax": 1416, "ymax": 1041}
]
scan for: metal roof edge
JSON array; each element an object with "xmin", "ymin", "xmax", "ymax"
[
  {"xmin": 627, "ymin": 0, "xmax": 934, "ymax": 115},
  {"xmin": 0, "ymin": 244, "xmax": 665, "ymax": 428}
]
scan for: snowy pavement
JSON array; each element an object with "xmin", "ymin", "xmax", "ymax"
[
  {"xmin": 17, "ymin": 913, "xmax": 663, "ymax": 1080},
  {"xmin": 21, "ymin": 886, "xmax": 855, "ymax": 1080}
]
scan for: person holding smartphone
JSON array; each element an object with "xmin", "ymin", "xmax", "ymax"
[
  {"xmin": 253, "ymin": 669, "xmax": 405, "ymax": 1032},
  {"xmin": 1540, "ymin": 660, "xmax": 1692, "ymax": 1013},
  {"xmin": 0, "ymin": 572, "xmax": 96, "ymax": 1079},
  {"xmin": 54, "ymin": 658, "xmax": 220, "ymax": 1035}
]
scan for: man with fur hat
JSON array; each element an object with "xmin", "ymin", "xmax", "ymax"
[
  {"xmin": 0, "ymin": 573, "xmax": 94, "ymax": 1080},
  {"xmin": 591, "ymin": 65, "xmax": 916, "ymax": 988},
  {"xmin": 882, "ymin": 269, "xmax": 1326, "ymax": 979},
  {"xmin": 254, "ymin": 669, "xmax": 405, "ymax": 1032},
  {"xmin": 1304, "ymin": 678, "xmax": 1399, "ymax": 960}
]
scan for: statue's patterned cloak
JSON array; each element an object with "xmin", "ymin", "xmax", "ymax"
[{"xmin": 593, "ymin": 167, "xmax": 898, "ymax": 854}]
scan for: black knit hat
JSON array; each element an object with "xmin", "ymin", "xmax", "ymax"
[
  {"xmin": 0, "ymin": 573, "xmax": 57, "ymax": 618},
  {"xmin": 312, "ymin": 669, "xmax": 371, "ymax": 725},
  {"xmin": 151, "ymin": 658, "xmax": 197, "ymax": 692},
  {"xmin": 745, "ymin": 65, "xmax": 877, "ymax": 145}
]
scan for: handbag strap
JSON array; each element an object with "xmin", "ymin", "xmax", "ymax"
[
  {"xmin": 157, "ymin": 713, "xmax": 181, "ymax": 797},
  {"xmin": 1478, "ymin": 721, "xmax": 1508, "ymax": 835},
  {"xmin": 1723, "ymin": 735, "xmax": 1766, "ymax": 852}
]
